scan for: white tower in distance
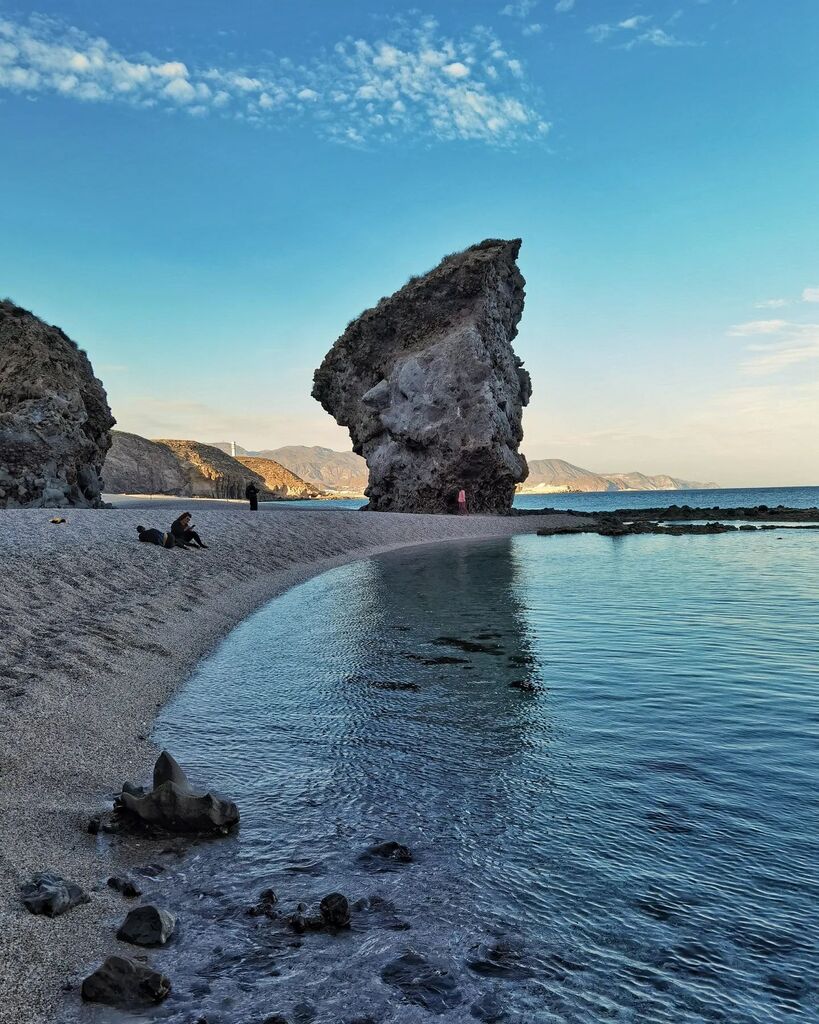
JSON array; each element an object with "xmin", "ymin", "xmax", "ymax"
[{"xmin": 231, "ymin": 441, "xmax": 237, "ymax": 457}]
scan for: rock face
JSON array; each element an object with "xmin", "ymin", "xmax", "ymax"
[
  {"xmin": 0, "ymin": 300, "xmax": 115, "ymax": 508},
  {"xmin": 312, "ymin": 240, "xmax": 531, "ymax": 513},
  {"xmin": 153, "ymin": 439, "xmax": 268, "ymax": 500},
  {"xmin": 103, "ymin": 431, "xmax": 189, "ymax": 495},
  {"xmin": 236, "ymin": 456, "xmax": 320, "ymax": 497}
]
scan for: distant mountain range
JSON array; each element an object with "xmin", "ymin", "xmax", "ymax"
[{"xmin": 210, "ymin": 444, "xmax": 717, "ymax": 495}]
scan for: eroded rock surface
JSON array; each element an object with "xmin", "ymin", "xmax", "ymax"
[
  {"xmin": 81, "ymin": 955, "xmax": 171, "ymax": 1008},
  {"xmin": 103, "ymin": 431, "xmax": 189, "ymax": 495},
  {"xmin": 0, "ymin": 300, "xmax": 115, "ymax": 507},
  {"xmin": 312, "ymin": 239, "xmax": 531, "ymax": 513},
  {"xmin": 119, "ymin": 751, "xmax": 239, "ymax": 835},
  {"xmin": 20, "ymin": 872, "xmax": 90, "ymax": 917}
]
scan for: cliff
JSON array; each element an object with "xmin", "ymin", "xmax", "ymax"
[
  {"xmin": 0, "ymin": 299, "xmax": 115, "ymax": 508},
  {"xmin": 103, "ymin": 431, "xmax": 189, "ymax": 495},
  {"xmin": 235, "ymin": 456, "xmax": 320, "ymax": 497},
  {"xmin": 313, "ymin": 239, "xmax": 531, "ymax": 513}
]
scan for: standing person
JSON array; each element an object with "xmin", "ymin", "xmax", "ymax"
[
  {"xmin": 169, "ymin": 512, "xmax": 208, "ymax": 548},
  {"xmin": 457, "ymin": 488, "xmax": 467, "ymax": 515},
  {"xmin": 246, "ymin": 481, "xmax": 259, "ymax": 511}
]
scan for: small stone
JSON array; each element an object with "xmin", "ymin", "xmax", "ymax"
[
  {"xmin": 320, "ymin": 892, "xmax": 351, "ymax": 928},
  {"xmin": 247, "ymin": 888, "xmax": 279, "ymax": 918},
  {"xmin": 20, "ymin": 872, "xmax": 90, "ymax": 917},
  {"xmin": 116, "ymin": 904, "xmax": 176, "ymax": 946},
  {"xmin": 363, "ymin": 841, "xmax": 413, "ymax": 863},
  {"xmin": 81, "ymin": 955, "xmax": 171, "ymax": 1008},
  {"xmin": 107, "ymin": 876, "xmax": 142, "ymax": 899},
  {"xmin": 87, "ymin": 816, "xmax": 101, "ymax": 835}
]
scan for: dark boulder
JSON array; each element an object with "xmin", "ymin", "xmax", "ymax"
[
  {"xmin": 119, "ymin": 751, "xmax": 239, "ymax": 835},
  {"xmin": 20, "ymin": 872, "xmax": 90, "ymax": 917},
  {"xmin": 247, "ymin": 888, "xmax": 279, "ymax": 918},
  {"xmin": 116, "ymin": 904, "xmax": 176, "ymax": 946},
  {"xmin": 320, "ymin": 892, "xmax": 351, "ymax": 928},
  {"xmin": 362, "ymin": 841, "xmax": 413, "ymax": 864},
  {"xmin": 81, "ymin": 955, "xmax": 171, "ymax": 1008}
]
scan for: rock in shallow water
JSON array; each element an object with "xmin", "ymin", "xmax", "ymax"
[
  {"xmin": 20, "ymin": 872, "xmax": 90, "ymax": 917},
  {"xmin": 381, "ymin": 950, "xmax": 462, "ymax": 1013},
  {"xmin": 119, "ymin": 751, "xmax": 239, "ymax": 835},
  {"xmin": 81, "ymin": 955, "xmax": 171, "ymax": 1008},
  {"xmin": 312, "ymin": 239, "xmax": 531, "ymax": 514},
  {"xmin": 116, "ymin": 904, "xmax": 176, "ymax": 946}
]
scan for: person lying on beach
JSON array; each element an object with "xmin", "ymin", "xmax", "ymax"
[
  {"xmin": 136, "ymin": 525, "xmax": 174, "ymax": 548},
  {"xmin": 170, "ymin": 512, "xmax": 208, "ymax": 549}
]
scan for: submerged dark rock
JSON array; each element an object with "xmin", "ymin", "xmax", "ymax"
[
  {"xmin": 320, "ymin": 892, "xmax": 351, "ymax": 928},
  {"xmin": 81, "ymin": 955, "xmax": 171, "ymax": 1008},
  {"xmin": 362, "ymin": 841, "xmax": 413, "ymax": 864},
  {"xmin": 107, "ymin": 876, "xmax": 142, "ymax": 899},
  {"xmin": 116, "ymin": 904, "xmax": 176, "ymax": 946},
  {"xmin": 381, "ymin": 951, "xmax": 463, "ymax": 1013},
  {"xmin": 313, "ymin": 239, "xmax": 531, "ymax": 513},
  {"xmin": 119, "ymin": 751, "xmax": 239, "ymax": 835},
  {"xmin": 20, "ymin": 872, "xmax": 90, "ymax": 917},
  {"xmin": 432, "ymin": 636, "xmax": 503, "ymax": 656},
  {"xmin": 247, "ymin": 888, "xmax": 279, "ymax": 918}
]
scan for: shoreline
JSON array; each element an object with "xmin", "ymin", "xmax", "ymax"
[{"xmin": 0, "ymin": 502, "xmax": 584, "ymax": 1024}]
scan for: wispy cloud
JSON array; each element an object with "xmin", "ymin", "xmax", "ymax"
[
  {"xmin": 588, "ymin": 14, "xmax": 695, "ymax": 48},
  {"xmin": 728, "ymin": 319, "xmax": 819, "ymax": 376},
  {"xmin": 802, "ymin": 286, "xmax": 819, "ymax": 303},
  {"xmin": 755, "ymin": 298, "xmax": 787, "ymax": 309},
  {"xmin": 0, "ymin": 14, "xmax": 548, "ymax": 146},
  {"xmin": 555, "ymin": 0, "xmax": 576, "ymax": 11}
]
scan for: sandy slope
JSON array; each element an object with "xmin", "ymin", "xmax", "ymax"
[{"xmin": 0, "ymin": 501, "xmax": 582, "ymax": 1024}]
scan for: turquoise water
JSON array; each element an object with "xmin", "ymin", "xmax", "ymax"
[
  {"xmin": 277, "ymin": 485, "xmax": 819, "ymax": 513},
  {"xmin": 143, "ymin": 521, "xmax": 819, "ymax": 1023}
]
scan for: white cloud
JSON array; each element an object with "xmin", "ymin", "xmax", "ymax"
[
  {"xmin": 802, "ymin": 286, "xmax": 819, "ymax": 302},
  {"xmin": 555, "ymin": 0, "xmax": 575, "ymax": 11},
  {"xmin": 755, "ymin": 298, "xmax": 787, "ymax": 309},
  {"xmin": 728, "ymin": 320, "xmax": 819, "ymax": 376},
  {"xmin": 0, "ymin": 13, "xmax": 546, "ymax": 147},
  {"xmin": 588, "ymin": 14, "xmax": 694, "ymax": 48},
  {"xmin": 501, "ymin": 1, "xmax": 539, "ymax": 17}
]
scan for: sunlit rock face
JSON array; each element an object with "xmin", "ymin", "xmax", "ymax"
[
  {"xmin": 0, "ymin": 300, "xmax": 115, "ymax": 508},
  {"xmin": 312, "ymin": 239, "xmax": 531, "ymax": 514}
]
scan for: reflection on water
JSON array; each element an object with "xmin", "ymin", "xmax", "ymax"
[{"xmin": 92, "ymin": 530, "xmax": 819, "ymax": 1022}]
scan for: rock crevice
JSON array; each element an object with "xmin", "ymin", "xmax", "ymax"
[{"xmin": 312, "ymin": 239, "xmax": 531, "ymax": 513}]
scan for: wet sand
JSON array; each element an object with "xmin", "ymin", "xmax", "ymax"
[{"xmin": 0, "ymin": 500, "xmax": 583, "ymax": 1024}]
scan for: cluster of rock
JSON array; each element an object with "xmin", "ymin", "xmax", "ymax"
[
  {"xmin": 235, "ymin": 455, "xmax": 321, "ymax": 497},
  {"xmin": 313, "ymin": 239, "xmax": 532, "ymax": 514},
  {"xmin": 20, "ymin": 752, "xmax": 238, "ymax": 1012},
  {"xmin": 0, "ymin": 299, "xmax": 115, "ymax": 507}
]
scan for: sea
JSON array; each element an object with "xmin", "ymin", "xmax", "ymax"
[
  {"xmin": 277, "ymin": 485, "xmax": 819, "ymax": 514},
  {"xmin": 97, "ymin": 486, "xmax": 819, "ymax": 1023}
]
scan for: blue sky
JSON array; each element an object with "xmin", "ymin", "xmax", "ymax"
[{"xmin": 1, "ymin": 0, "xmax": 817, "ymax": 485}]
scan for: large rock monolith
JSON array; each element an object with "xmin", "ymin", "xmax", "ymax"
[
  {"xmin": 312, "ymin": 239, "xmax": 531, "ymax": 513},
  {"xmin": 0, "ymin": 299, "xmax": 115, "ymax": 507}
]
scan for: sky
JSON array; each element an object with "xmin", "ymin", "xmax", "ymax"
[{"xmin": 1, "ymin": 0, "xmax": 818, "ymax": 486}]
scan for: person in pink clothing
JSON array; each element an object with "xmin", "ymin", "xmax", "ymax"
[{"xmin": 457, "ymin": 488, "xmax": 467, "ymax": 515}]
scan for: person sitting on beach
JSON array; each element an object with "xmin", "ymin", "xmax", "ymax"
[
  {"xmin": 170, "ymin": 512, "xmax": 208, "ymax": 549},
  {"xmin": 136, "ymin": 525, "xmax": 174, "ymax": 548}
]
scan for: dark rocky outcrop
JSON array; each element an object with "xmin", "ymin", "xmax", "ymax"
[
  {"xmin": 0, "ymin": 299, "xmax": 115, "ymax": 507},
  {"xmin": 107, "ymin": 876, "xmax": 142, "ymax": 899},
  {"xmin": 116, "ymin": 904, "xmax": 176, "ymax": 946},
  {"xmin": 236, "ymin": 456, "xmax": 321, "ymax": 497},
  {"xmin": 118, "ymin": 751, "xmax": 239, "ymax": 835},
  {"xmin": 313, "ymin": 240, "xmax": 531, "ymax": 513},
  {"xmin": 81, "ymin": 955, "xmax": 171, "ymax": 1008},
  {"xmin": 20, "ymin": 872, "xmax": 90, "ymax": 916}
]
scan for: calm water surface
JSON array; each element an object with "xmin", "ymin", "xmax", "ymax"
[
  {"xmin": 131, "ymin": 524, "xmax": 817, "ymax": 1024},
  {"xmin": 279, "ymin": 485, "xmax": 819, "ymax": 513}
]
